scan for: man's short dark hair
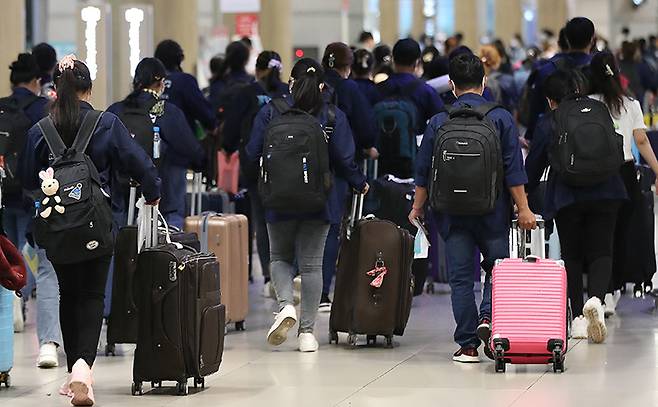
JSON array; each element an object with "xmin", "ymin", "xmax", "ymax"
[
  {"xmin": 558, "ymin": 28, "xmax": 569, "ymax": 51},
  {"xmin": 358, "ymin": 31, "xmax": 374, "ymax": 43},
  {"xmin": 392, "ymin": 38, "xmax": 421, "ymax": 67},
  {"xmin": 155, "ymin": 39, "xmax": 184, "ymax": 71},
  {"xmin": 565, "ymin": 17, "xmax": 595, "ymax": 50},
  {"xmin": 449, "ymin": 53, "xmax": 484, "ymax": 89},
  {"xmin": 31, "ymin": 43, "xmax": 57, "ymax": 75}
]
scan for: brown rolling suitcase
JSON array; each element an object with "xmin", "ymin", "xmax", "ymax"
[
  {"xmin": 184, "ymin": 173, "xmax": 249, "ymax": 331},
  {"xmin": 329, "ymin": 193, "xmax": 415, "ymax": 348}
]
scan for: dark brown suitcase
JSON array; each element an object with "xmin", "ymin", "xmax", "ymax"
[
  {"xmin": 132, "ymin": 205, "xmax": 224, "ymax": 397},
  {"xmin": 329, "ymin": 194, "xmax": 414, "ymax": 348}
]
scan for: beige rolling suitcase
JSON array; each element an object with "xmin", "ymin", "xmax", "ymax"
[{"xmin": 184, "ymin": 174, "xmax": 249, "ymax": 331}]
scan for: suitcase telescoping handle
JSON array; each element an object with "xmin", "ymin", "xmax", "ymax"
[
  {"xmin": 126, "ymin": 180, "xmax": 139, "ymax": 226},
  {"xmin": 363, "ymin": 158, "xmax": 378, "ymax": 180},
  {"xmin": 139, "ymin": 201, "xmax": 178, "ymax": 251},
  {"xmin": 347, "ymin": 193, "xmax": 365, "ymax": 240},
  {"xmin": 190, "ymin": 172, "xmax": 203, "ymax": 217},
  {"xmin": 512, "ymin": 215, "xmax": 545, "ymax": 259}
]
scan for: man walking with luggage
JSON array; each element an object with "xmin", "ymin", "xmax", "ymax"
[{"xmin": 410, "ymin": 53, "xmax": 535, "ymax": 363}]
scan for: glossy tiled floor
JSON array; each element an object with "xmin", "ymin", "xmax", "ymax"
[{"xmin": 2, "ymin": 273, "xmax": 658, "ymax": 407}]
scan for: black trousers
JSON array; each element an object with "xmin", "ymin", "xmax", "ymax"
[
  {"xmin": 556, "ymin": 200, "xmax": 621, "ymax": 316},
  {"xmin": 53, "ymin": 256, "xmax": 111, "ymax": 372}
]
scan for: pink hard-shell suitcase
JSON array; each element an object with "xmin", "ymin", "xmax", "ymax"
[{"xmin": 491, "ymin": 218, "xmax": 568, "ymax": 373}]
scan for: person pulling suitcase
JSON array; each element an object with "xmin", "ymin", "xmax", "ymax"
[
  {"xmin": 246, "ymin": 58, "xmax": 367, "ymax": 352},
  {"xmin": 410, "ymin": 53, "xmax": 535, "ymax": 363}
]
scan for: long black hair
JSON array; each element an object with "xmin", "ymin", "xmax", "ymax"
[
  {"xmin": 124, "ymin": 57, "xmax": 167, "ymax": 107},
  {"xmin": 290, "ymin": 58, "xmax": 325, "ymax": 115},
  {"xmin": 216, "ymin": 41, "xmax": 250, "ymax": 81},
  {"xmin": 590, "ymin": 51, "xmax": 627, "ymax": 116},
  {"xmin": 9, "ymin": 53, "xmax": 40, "ymax": 86},
  {"xmin": 255, "ymin": 50, "xmax": 283, "ymax": 93},
  {"xmin": 51, "ymin": 59, "xmax": 93, "ymax": 146}
]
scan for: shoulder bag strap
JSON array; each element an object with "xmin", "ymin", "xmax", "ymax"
[
  {"xmin": 473, "ymin": 102, "xmax": 504, "ymax": 118},
  {"xmin": 325, "ymin": 104, "xmax": 336, "ymax": 137},
  {"xmin": 36, "ymin": 117, "xmax": 67, "ymax": 158},
  {"xmin": 271, "ymin": 98, "xmax": 290, "ymax": 115},
  {"xmin": 72, "ymin": 110, "xmax": 103, "ymax": 153}
]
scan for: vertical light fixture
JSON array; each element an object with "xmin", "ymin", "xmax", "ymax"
[
  {"xmin": 81, "ymin": 6, "xmax": 101, "ymax": 80},
  {"xmin": 125, "ymin": 8, "xmax": 144, "ymax": 78}
]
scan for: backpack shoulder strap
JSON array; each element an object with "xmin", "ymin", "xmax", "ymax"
[
  {"xmin": 473, "ymin": 102, "xmax": 503, "ymax": 117},
  {"xmin": 37, "ymin": 116, "xmax": 66, "ymax": 157},
  {"xmin": 325, "ymin": 104, "xmax": 336, "ymax": 137},
  {"xmin": 17, "ymin": 94, "xmax": 40, "ymax": 110},
  {"xmin": 72, "ymin": 110, "xmax": 103, "ymax": 154},
  {"xmin": 271, "ymin": 98, "xmax": 290, "ymax": 115}
]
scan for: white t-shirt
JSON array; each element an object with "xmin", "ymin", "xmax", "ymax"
[{"xmin": 590, "ymin": 94, "xmax": 646, "ymax": 161}]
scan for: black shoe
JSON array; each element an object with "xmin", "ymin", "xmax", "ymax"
[
  {"xmin": 319, "ymin": 294, "xmax": 332, "ymax": 313},
  {"xmin": 477, "ymin": 319, "xmax": 493, "ymax": 360}
]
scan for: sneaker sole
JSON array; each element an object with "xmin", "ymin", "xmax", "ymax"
[
  {"xmin": 452, "ymin": 356, "xmax": 480, "ymax": 363},
  {"xmin": 318, "ymin": 304, "xmax": 332, "ymax": 313},
  {"xmin": 69, "ymin": 382, "xmax": 93, "ymax": 406},
  {"xmin": 37, "ymin": 359, "xmax": 58, "ymax": 368},
  {"xmin": 267, "ymin": 316, "xmax": 296, "ymax": 346},
  {"xmin": 583, "ymin": 306, "xmax": 607, "ymax": 344}
]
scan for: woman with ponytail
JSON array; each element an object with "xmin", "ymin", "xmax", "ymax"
[
  {"xmin": 246, "ymin": 58, "xmax": 367, "ymax": 353},
  {"xmin": 589, "ymin": 52, "xmax": 658, "ymax": 309},
  {"xmin": 221, "ymin": 50, "xmax": 288, "ymax": 293},
  {"xmin": 207, "ymin": 40, "xmax": 254, "ymax": 116},
  {"xmin": 20, "ymin": 56, "xmax": 161, "ymax": 406},
  {"xmin": 108, "ymin": 57, "xmax": 205, "ymax": 228},
  {"xmin": 352, "ymin": 48, "xmax": 378, "ymax": 106}
]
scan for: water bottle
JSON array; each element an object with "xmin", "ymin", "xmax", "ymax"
[{"xmin": 153, "ymin": 126, "xmax": 161, "ymax": 159}]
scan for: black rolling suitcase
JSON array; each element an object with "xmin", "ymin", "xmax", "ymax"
[
  {"xmin": 106, "ymin": 186, "xmax": 201, "ymax": 355},
  {"xmin": 132, "ymin": 204, "xmax": 225, "ymax": 396},
  {"xmin": 329, "ymin": 193, "xmax": 414, "ymax": 348}
]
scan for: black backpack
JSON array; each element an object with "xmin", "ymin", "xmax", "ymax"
[
  {"xmin": 373, "ymin": 81, "xmax": 422, "ymax": 178},
  {"xmin": 550, "ymin": 96, "xmax": 624, "ymax": 187},
  {"xmin": 33, "ymin": 111, "xmax": 114, "ymax": 264},
  {"xmin": 258, "ymin": 99, "xmax": 334, "ymax": 214},
  {"xmin": 118, "ymin": 98, "xmax": 162, "ymax": 162},
  {"xmin": 240, "ymin": 82, "xmax": 274, "ymax": 184},
  {"xmin": 0, "ymin": 95, "xmax": 40, "ymax": 194},
  {"xmin": 429, "ymin": 103, "xmax": 503, "ymax": 215}
]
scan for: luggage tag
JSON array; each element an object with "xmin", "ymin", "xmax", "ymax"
[{"xmin": 367, "ymin": 253, "xmax": 388, "ymax": 288}]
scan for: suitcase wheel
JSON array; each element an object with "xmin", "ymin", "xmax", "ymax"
[
  {"xmin": 328, "ymin": 330, "xmax": 339, "ymax": 345},
  {"xmin": 552, "ymin": 349, "xmax": 565, "ymax": 373},
  {"xmin": 494, "ymin": 344, "xmax": 506, "ymax": 373},
  {"xmin": 194, "ymin": 377, "xmax": 205, "ymax": 389},
  {"xmin": 105, "ymin": 343, "xmax": 116, "ymax": 357},
  {"xmin": 347, "ymin": 333, "xmax": 358, "ymax": 348},
  {"xmin": 0, "ymin": 372, "xmax": 10, "ymax": 388},
  {"xmin": 366, "ymin": 335, "xmax": 377, "ymax": 346},
  {"xmin": 150, "ymin": 381, "xmax": 162, "ymax": 389},
  {"xmin": 131, "ymin": 381, "xmax": 143, "ymax": 396},
  {"xmin": 176, "ymin": 381, "xmax": 188, "ymax": 396},
  {"xmin": 235, "ymin": 321, "xmax": 246, "ymax": 331},
  {"xmin": 385, "ymin": 336, "xmax": 394, "ymax": 349}
]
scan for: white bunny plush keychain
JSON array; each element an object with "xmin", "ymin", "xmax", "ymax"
[{"xmin": 38, "ymin": 167, "xmax": 65, "ymax": 218}]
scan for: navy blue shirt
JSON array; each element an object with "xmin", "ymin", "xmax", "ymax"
[
  {"xmin": 20, "ymin": 101, "xmax": 161, "ymax": 205},
  {"xmin": 524, "ymin": 112, "xmax": 628, "ymax": 219},
  {"xmin": 107, "ymin": 92, "xmax": 205, "ymax": 215},
  {"xmin": 246, "ymin": 97, "xmax": 366, "ymax": 224},
  {"xmin": 207, "ymin": 70, "xmax": 254, "ymax": 114},
  {"xmin": 222, "ymin": 80, "xmax": 288, "ymax": 154},
  {"xmin": 354, "ymin": 78, "xmax": 379, "ymax": 106},
  {"xmin": 377, "ymin": 72, "xmax": 445, "ymax": 133},
  {"xmin": 5, "ymin": 87, "xmax": 49, "ymax": 209},
  {"xmin": 527, "ymin": 52, "xmax": 592, "ymax": 139},
  {"xmin": 416, "ymin": 93, "xmax": 527, "ymax": 238},
  {"xmin": 162, "ymin": 70, "xmax": 216, "ymax": 131},
  {"xmin": 325, "ymin": 69, "xmax": 377, "ymax": 150}
]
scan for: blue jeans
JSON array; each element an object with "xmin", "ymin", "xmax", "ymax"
[
  {"xmin": 4, "ymin": 207, "xmax": 62, "ymax": 346},
  {"xmin": 445, "ymin": 224, "xmax": 508, "ymax": 349}
]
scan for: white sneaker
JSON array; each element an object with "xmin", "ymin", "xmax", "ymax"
[
  {"xmin": 583, "ymin": 297, "xmax": 607, "ymax": 344},
  {"xmin": 298, "ymin": 332, "xmax": 319, "ymax": 352},
  {"xmin": 571, "ymin": 315, "xmax": 588, "ymax": 339},
  {"xmin": 263, "ymin": 281, "xmax": 273, "ymax": 298},
  {"xmin": 37, "ymin": 343, "xmax": 59, "ymax": 368},
  {"xmin": 604, "ymin": 292, "xmax": 618, "ymax": 317},
  {"xmin": 13, "ymin": 296, "xmax": 24, "ymax": 333},
  {"xmin": 267, "ymin": 304, "xmax": 297, "ymax": 346},
  {"xmin": 293, "ymin": 276, "xmax": 301, "ymax": 305}
]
